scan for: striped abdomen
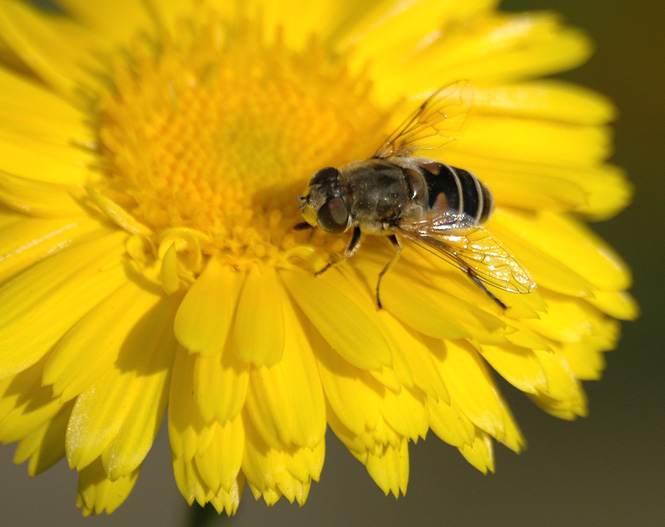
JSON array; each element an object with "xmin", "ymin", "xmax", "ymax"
[{"xmin": 420, "ymin": 162, "xmax": 494, "ymax": 224}]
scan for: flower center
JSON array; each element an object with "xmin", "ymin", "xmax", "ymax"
[{"xmin": 94, "ymin": 14, "xmax": 390, "ymax": 272}]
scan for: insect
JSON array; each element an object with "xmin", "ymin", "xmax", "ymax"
[{"xmin": 297, "ymin": 81, "xmax": 536, "ymax": 309}]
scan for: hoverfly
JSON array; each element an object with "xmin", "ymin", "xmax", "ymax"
[{"xmin": 297, "ymin": 81, "xmax": 535, "ymax": 308}]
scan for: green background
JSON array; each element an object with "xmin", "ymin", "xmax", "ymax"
[{"xmin": 1, "ymin": 1, "xmax": 662, "ymax": 526}]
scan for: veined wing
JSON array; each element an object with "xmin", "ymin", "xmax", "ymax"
[
  {"xmin": 394, "ymin": 222, "xmax": 536, "ymax": 294},
  {"xmin": 373, "ymin": 80, "xmax": 473, "ymax": 159}
]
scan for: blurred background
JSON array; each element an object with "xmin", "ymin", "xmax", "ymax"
[{"xmin": 1, "ymin": 0, "xmax": 663, "ymax": 525}]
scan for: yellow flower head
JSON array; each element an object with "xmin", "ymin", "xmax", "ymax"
[{"xmin": 0, "ymin": 0, "xmax": 636, "ymax": 516}]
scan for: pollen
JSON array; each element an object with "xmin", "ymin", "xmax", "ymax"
[{"xmin": 94, "ymin": 16, "xmax": 390, "ymax": 270}]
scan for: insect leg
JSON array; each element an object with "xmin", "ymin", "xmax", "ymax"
[
  {"xmin": 344, "ymin": 226, "xmax": 362, "ymax": 257},
  {"xmin": 465, "ymin": 268, "xmax": 507, "ymax": 310},
  {"xmin": 316, "ymin": 226, "xmax": 362, "ymax": 276},
  {"xmin": 293, "ymin": 222, "xmax": 313, "ymax": 230},
  {"xmin": 376, "ymin": 235, "xmax": 402, "ymax": 309}
]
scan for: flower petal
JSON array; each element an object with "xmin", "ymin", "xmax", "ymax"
[
  {"xmin": 375, "ymin": 254, "xmax": 507, "ymax": 342},
  {"xmin": 380, "ymin": 385, "xmax": 429, "ymax": 442},
  {"xmin": 231, "ymin": 265, "xmax": 285, "ymax": 366},
  {"xmin": 174, "ymin": 258, "xmax": 243, "ymax": 357},
  {"xmin": 480, "ymin": 343, "xmax": 548, "ymax": 395},
  {"xmin": 492, "ymin": 209, "xmax": 631, "ymax": 293},
  {"xmin": 530, "ymin": 349, "xmax": 587, "ymax": 419},
  {"xmin": 172, "ymin": 453, "xmax": 213, "ymax": 507},
  {"xmin": 194, "ymin": 416, "xmax": 245, "ymax": 497},
  {"xmin": 377, "ymin": 310, "xmax": 449, "ymax": 401},
  {"xmin": 280, "ymin": 266, "xmax": 394, "ymax": 370},
  {"xmin": 243, "ymin": 417, "xmax": 324, "ymax": 506},
  {"xmin": 168, "ymin": 348, "xmax": 215, "ymax": 464},
  {"xmin": 193, "ymin": 346, "xmax": 249, "ymax": 425},
  {"xmin": 0, "ymin": 230, "xmax": 128, "ymax": 378},
  {"xmin": 428, "ymin": 396, "xmax": 475, "ymax": 449},
  {"xmin": 433, "ymin": 340, "xmax": 512, "ymax": 444},
  {"xmin": 0, "ymin": 66, "xmax": 94, "ymax": 147},
  {"xmin": 55, "ymin": 0, "xmax": 156, "ymax": 46},
  {"xmin": 100, "ymin": 297, "xmax": 180, "ymax": 479},
  {"xmin": 0, "ymin": 212, "xmax": 99, "ymax": 284},
  {"xmin": 66, "ymin": 295, "xmax": 179, "ymax": 474},
  {"xmin": 459, "ymin": 428, "xmax": 494, "ymax": 473},
  {"xmin": 13, "ymin": 401, "xmax": 71, "ymax": 476},
  {"xmin": 244, "ymin": 294, "xmax": 326, "ymax": 449},
  {"xmin": 0, "ymin": 357, "xmax": 65, "ymax": 443},
  {"xmin": 364, "ymin": 436, "xmax": 409, "ymax": 497},
  {"xmin": 0, "ymin": 136, "xmax": 89, "ymax": 184},
  {"xmin": 0, "ymin": 1, "xmax": 111, "ymax": 96},
  {"xmin": 43, "ymin": 280, "xmax": 163, "ymax": 400},
  {"xmin": 76, "ymin": 459, "xmax": 139, "ymax": 516},
  {"xmin": 0, "ymin": 173, "xmax": 87, "ymax": 217},
  {"xmin": 458, "ymin": 116, "xmax": 610, "ymax": 168}
]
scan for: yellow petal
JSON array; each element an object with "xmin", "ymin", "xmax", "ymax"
[
  {"xmin": 473, "ymin": 81, "xmax": 615, "ymax": 124},
  {"xmin": 433, "ymin": 340, "xmax": 509, "ymax": 443},
  {"xmin": 13, "ymin": 401, "xmax": 71, "ymax": 476},
  {"xmin": 174, "ymin": 258, "xmax": 243, "ymax": 357},
  {"xmin": 193, "ymin": 346, "xmax": 249, "ymax": 425},
  {"xmin": 459, "ymin": 428, "xmax": 494, "ymax": 473},
  {"xmin": 77, "ymin": 459, "xmax": 139, "ymax": 516},
  {"xmin": 525, "ymin": 292, "xmax": 614, "ymax": 344},
  {"xmin": 0, "ymin": 172, "xmax": 86, "ymax": 216},
  {"xmin": 313, "ymin": 335, "xmax": 382, "ymax": 439},
  {"xmin": 172, "ymin": 454, "xmax": 214, "ymax": 507},
  {"xmin": 587, "ymin": 290, "xmax": 639, "ymax": 320},
  {"xmin": 231, "ymin": 265, "xmax": 285, "ymax": 366},
  {"xmin": 558, "ymin": 341, "xmax": 607, "ymax": 381},
  {"xmin": 66, "ymin": 295, "xmax": 178, "ymax": 473},
  {"xmin": 194, "ymin": 416, "xmax": 244, "ymax": 496},
  {"xmin": 0, "ymin": 212, "xmax": 99, "ymax": 284},
  {"xmin": 383, "ymin": 12, "xmax": 591, "ymax": 96},
  {"xmin": 491, "ymin": 209, "xmax": 631, "ymax": 293},
  {"xmin": 458, "ymin": 115, "xmax": 610, "ymax": 167},
  {"xmin": 209, "ymin": 475, "xmax": 244, "ymax": 516},
  {"xmin": 378, "ymin": 311, "xmax": 449, "ymax": 401},
  {"xmin": 428, "ymin": 396, "xmax": 475, "ymax": 448},
  {"xmin": 101, "ymin": 298, "xmax": 180, "ymax": 480},
  {"xmin": 43, "ymin": 280, "xmax": 163, "ymax": 400},
  {"xmin": 280, "ymin": 265, "xmax": 394, "ymax": 370},
  {"xmin": 0, "ymin": 357, "xmax": 64, "ymax": 443},
  {"xmin": 55, "ymin": 0, "xmax": 155, "ymax": 47},
  {"xmin": 380, "ymin": 385, "xmax": 429, "ymax": 442},
  {"xmin": 531, "ymin": 349, "xmax": 587, "ymax": 419},
  {"xmin": 0, "ymin": 230, "xmax": 128, "ymax": 378},
  {"xmin": 0, "ymin": 136, "xmax": 89, "ymax": 184},
  {"xmin": 480, "ymin": 343, "xmax": 547, "ymax": 394},
  {"xmin": 0, "ymin": 1, "xmax": 112, "ymax": 96},
  {"xmin": 0, "ymin": 66, "xmax": 93, "ymax": 145},
  {"xmin": 346, "ymin": 0, "xmax": 495, "ymax": 75},
  {"xmin": 245, "ymin": 293, "xmax": 326, "ymax": 449},
  {"xmin": 243, "ymin": 418, "xmax": 324, "ymax": 506},
  {"xmin": 381, "ymin": 259, "xmax": 507, "ymax": 342},
  {"xmin": 168, "ymin": 348, "xmax": 215, "ymax": 461},
  {"xmin": 364, "ymin": 437, "xmax": 409, "ymax": 497},
  {"xmin": 66, "ymin": 371, "xmax": 136, "ymax": 471}
]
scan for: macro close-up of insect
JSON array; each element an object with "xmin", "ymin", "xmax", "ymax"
[{"xmin": 297, "ymin": 80, "xmax": 536, "ymax": 309}]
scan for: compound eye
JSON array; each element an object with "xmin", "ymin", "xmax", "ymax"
[
  {"xmin": 317, "ymin": 197, "xmax": 349, "ymax": 234},
  {"xmin": 310, "ymin": 167, "xmax": 340, "ymax": 186}
]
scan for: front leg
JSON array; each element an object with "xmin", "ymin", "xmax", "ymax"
[
  {"xmin": 375, "ymin": 234, "xmax": 401, "ymax": 309},
  {"xmin": 316, "ymin": 226, "xmax": 362, "ymax": 276}
]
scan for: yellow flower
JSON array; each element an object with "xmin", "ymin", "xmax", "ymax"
[{"xmin": 0, "ymin": 0, "xmax": 636, "ymax": 517}]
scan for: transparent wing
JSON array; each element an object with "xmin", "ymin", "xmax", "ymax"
[
  {"xmin": 373, "ymin": 80, "xmax": 473, "ymax": 159},
  {"xmin": 394, "ymin": 222, "xmax": 536, "ymax": 294}
]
